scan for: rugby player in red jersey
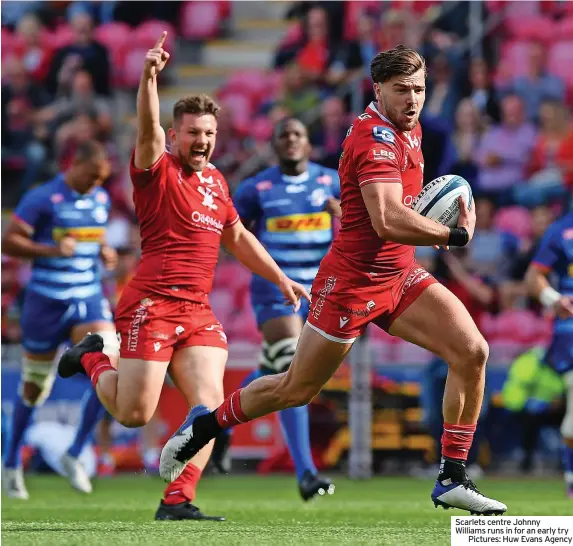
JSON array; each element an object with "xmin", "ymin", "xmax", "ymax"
[
  {"xmin": 57, "ymin": 32, "xmax": 309, "ymax": 521},
  {"xmin": 158, "ymin": 45, "xmax": 507, "ymax": 515}
]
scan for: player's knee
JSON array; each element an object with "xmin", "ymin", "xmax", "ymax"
[
  {"xmin": 20, "ymin": 357, "xmax": 56, "ymax": 407},
  {"xmin": 116, "ymin": 408, "xmax": 153, "ymax": 428},
  {"xmin": 466, "ymin": 336, "xmax": 489, "ymax": 372},
  {"xmin": 260, "ymin": 337, "xmax": 298, "ymax": 374}
]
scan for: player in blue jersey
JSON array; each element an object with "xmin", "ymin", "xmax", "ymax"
[
  {"xmin": 525, "ymin": 211, "xmax": 573, "ymax": 498},
  {"xmin": 1, "ymin": 141, "xmax": 119, "ymax": 499},
  {"xmin": 224, "ymin": 118, "xmax": 341, "ymax": 499}
]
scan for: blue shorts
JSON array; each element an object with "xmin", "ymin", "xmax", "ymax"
[
  {"xmin": 251, "ymin": 278, "xmax": 310, "ymax": 327},
  {"xmin": 20, "ymin": 289, "xmax": 113, "ymax": 354},
  {"xmin": 545, "ymin": 332, "xmax": 573, "ymax": 375}
]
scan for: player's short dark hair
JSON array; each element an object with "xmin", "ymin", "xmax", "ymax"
[
  {"xmin": 74, "ymin": 140, "xmax": 106, "ymax": 163},
  {"xmin": 173, "ymin": 94, "xmax": 220, "ymax": 125},
  {"xmin": 370, "ymin": 45, "xmax": 427, "ymax": 84},
  {"xmin": 272, "ymin": 116, "xmax": 307, "ymax": 143}
]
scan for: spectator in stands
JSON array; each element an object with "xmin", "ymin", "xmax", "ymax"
[
  {"xmin": 501, "ymin": 205, "xmax": 555, "ymax": 311},
  {"xmin": 461, "ymin": 57, "xmax": 500, "ymax": 123},
  {"xmin": 466, "ymin": 197, "xmax": 519, "ymax": 283},
  {"xmin": 13, "ymin": 14, "xmax": 53, "ymax": 83},
  {"xmin": 423, "ymin": 53, "xmax": 459, "ymax": 126},
  {"xmin": 1, "ymin": 58, "xmax": 49, "ymax": 193},
  {"xmin": 513, "ymin": 100, "xmax": 573, "ymax": 208},
  {"xmin": 39, "ymin": 69, "xmax": 113, "ymax": 139},
  {"xmin": 274, "ymin": 5, "xmax": 361, "ymax": 89},
  {"xmin": 46, "ymin": 11, "xmax": 111, "ymax": 97},
  {"xmin": 310, "ymin": 96, "xmax": 348, "ymax": 170},
  {"xmin": 378, "ymin": 9, "xmax": 420, "ymax": 52},
  {"xmin": 451, "ymin": 98, "xmax": 484, "ymax": 187},
  {"xmin": 500, "ymin": 42, "xmax": 564, "ymax": 123},
  {"xmin": 476, "ymin": 94, "xmax": 536, "ymax": 203},
  {"xmin": 209, "ymin": 105, "xmax": 248, "ymax": 181},
  {"xmin": 277, "ymin": 62, "xmax": 321, "ymax": 122}
]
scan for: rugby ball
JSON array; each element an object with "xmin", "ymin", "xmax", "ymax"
[{"xmin": 412, "ymin": 174, "xmax": 473, "ymax": 227}]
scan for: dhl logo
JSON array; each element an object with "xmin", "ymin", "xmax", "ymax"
[
  {"xmin": 267, "ymin": 212, "xmax": 331, "ymax": 232},
  {"xmin": 52, "ymin": 226, "xmax": 106, "ymax": 242}
]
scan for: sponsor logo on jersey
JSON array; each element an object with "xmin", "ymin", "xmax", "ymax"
[
  {"xmin": 197, "ymin": 185, "xmax": 218, "ymax": 211},
  {"xmin": 266, "ymin": 212, "xmax": 332, "ymax": 232},
  {"xmin": 52, "ymin": 226, "xmax": 106, "ymax": 242},
  {"xmin": 402, "ymin": 267, "xmax": 430, "ymax": 295},
  {"xmin": 339, "ymin": 316, "xmax": 349, "ymax": 328},
  {"xmin": 256, "ymin": 180, "xmax": 273, "ymax": 191},
  {"xmin": 336, "ymin": 302, "xmax": 375, "ymax": 318},
  {"xmin": 311, "ymin": 276, "xmax": 336, "ymax": 321},
  {"xmin": 373, "ymin": 126, "xmax": 395, "ymax": 144},
  {"xmin": 127, "ymin": 306, "xmax": 147, "ymax": 352},
  {"xmin": 309, "ymin": 188, "xmax": 328, "ymax": 207},
  {"xmin": 358, "ymin": 113, "xmax": 372, "ymax": 121},
  {"xmin": 191, "ymin": 210, "xmax": 224, "ymax": 232},
  {"xmin": 175, "ymin": 325, "xmax": 185, "ymax": 335},
  {"xmin": 285, "ymin": 184, "xmax": 306, "ymax": 194},
  {"xmin": 317, "ymin": 174, "xmax": 333, "ymax": 186},
  {"xmin": 51, "ymin": 193, "xmax": 64, "ymax": 204},
  {"xmin": 96, "ymin": 192, "xmax": 108, "ymax": 204},
  {"xmin": 92, "ymin": 206, "xmax": 108, "ymax": 224},
  {"xmin": 368, "ymin": 148, "xmax": 396, "ymax": 162},
  {"xmin": 403, "ymin": 195, "xmax": 414, "ymax": 207}
]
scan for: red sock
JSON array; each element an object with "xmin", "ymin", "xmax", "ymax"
[
  {"xmin": 81, "ymin": 352, "xmax": 115, "ymax": 388},
  {"xmin": 441, "ymin": 422, "xmax": 476, "ymax": 461},
  {"xmin": 163, "ymin": 463, "xmax": 202, "ymax": 505},
  {"xmin": 215, "ymin": 388, "xmax": 250, "ymax": 428}
]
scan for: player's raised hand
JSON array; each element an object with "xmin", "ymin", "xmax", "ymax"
[
  {"xmin": 100, "ymin": 245, "xmax": 118, "ymax": 271},
  {"xmin": 57, "ymin": 236, "xmax": 76, "ymax": 257},
  {"xmin": 279, "ymin": 277, "xmax": 311, "ymax": 313},
  {"xmin": 554, "ymin": 295, "xmax": 573, "ymax": 320},
  {"xmin": 456, "ymin": 195, "xmax": 476, "ymax": 241},
  {"xmin": 143, "ymin": 32, "xmax": 170, "ymax": 78}
]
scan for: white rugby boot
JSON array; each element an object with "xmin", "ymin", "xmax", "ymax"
[
  {"xmin": 431, "ymin": 476, "xmax": 507, "ymax": 515},
  {"xmin": 60, "ymin": 453, "xmax": 93, "ymax": 494},
  {"xmin": 2, "ymin": 465, "xmax": 29, "ymax": 500}
]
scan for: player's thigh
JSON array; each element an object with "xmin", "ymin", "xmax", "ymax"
[
  {"xmin": 169, "ymin": 346, "xmax": 228, "ymax": 409},
  {"xmin": 261, "ymin": 313, "xmax": 304, "ymax": 343},
  {"xmin": 115, "ymin": 358, "xmax": 170, "ymax": 421},
  {"xmin": 387, "ymin": 283, "xmax": 487, "ymax": 365},
  {"xmin": 280, "ymin": 323, "xmax": 353, "ymax": 401}
]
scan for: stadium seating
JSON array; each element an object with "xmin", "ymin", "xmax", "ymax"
[
  {"xmin": 180, "ymin": 0, "xmax": 229, "ymax": 40},
  {"xmin": 493, "ymin": 206, "xmax": 533, "ymax": 241}
]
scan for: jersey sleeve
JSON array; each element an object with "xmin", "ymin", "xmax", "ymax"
[
  {"xmin": 129, "ymin": 149, "xmax": 167, "ymax": 187},
  {"xmin": 225, "ymin": 199, "xmax": 240, "ymax": 228},
  {"xmin": 13, "ymin": 186, "xmax": 49, "ymax": 233},
  {"xmin": 233, "ymin": 178, "xmax": 262, "ymax": 223},
  {"xmin": 354, "ymin": 123, "xmax": 404, "ymax": 188},
  {"xmin": 531, "ymin": 224, "xmax": 561, "ymax": 271}
]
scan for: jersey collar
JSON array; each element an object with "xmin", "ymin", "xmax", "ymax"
[
  {"xmin": 367, "ymin": 102, "xmax": 396, "ymax": 128},
  {"xmin": 281, "ymin": 171, "xmax": 309, "ymax": 184}
]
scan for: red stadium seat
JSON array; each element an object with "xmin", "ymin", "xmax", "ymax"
[
  {"xmin": 180, "ymin": 1, "xmax": 225, "ymax": 40},
  {"xmin": 218, "ymin": 91, "xmax": 254, "ymax": 135},
  {"xmin": 554, "ymin": 17, "xmax": 573, "ymax": 41},
  {"xmin": 250, "ymin": 117, "xmax": 273, "ymax": 142},
  {"xmin": 132, "ymin": 20, "xmax": 177, "ymax": 50},
  {"xmin": 48, "ymin": 25, "xmax": 75, "ymax": 49},
  {"xmin": 493, "ymin": 206, "xmax": 533, "ymax": 241},
  {"xmin": 505, "ymin": 15, "xmax": 553, "ymax": 43},
  {"xmin": 496, "ymin": 40, "xmax": 532, "ymax": 81},
  {"xmin": 209, "ymin": 289, "xmax": 235, "ymax": 324},
  {"xmin": 343, "ymin": 1, "xmax": 381, "ymax": 41},
  {"xmin": 94, "ymin": 22, "xmax": 132, "ymax": 51},
  {"xmin": 121, "ymin": 47, "xmax": 148, "ymax": 88}
]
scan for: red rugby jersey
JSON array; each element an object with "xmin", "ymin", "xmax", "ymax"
[
  {"xmin": 326, "ymin": 102, "xmax": 424, "ymax": 285},
  {"xmin": 128, "ymin": 151, "xmax": 239, "ymax": 300}
]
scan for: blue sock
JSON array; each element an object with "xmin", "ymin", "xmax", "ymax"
[
  {"xmin": 67, "ymin": 389, "xmax": 106, "ymax": 458},
  {"xmin": 3, "ymin": 397, "xmax": 36, "ymax": 468},
  {"xmin": 278, "ymin": 405, "xmax": 317, "ymax": 482}
]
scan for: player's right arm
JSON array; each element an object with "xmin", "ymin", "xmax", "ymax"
[
  {"xmin": 525, "ymin": 226, "xmax": 573, "ymax": 320},
  {"xmin": 356, "ymin": 125, "xmax": 474, "ymax": 246},
  {"xmin": 134, "ymin": 32, "xmax": 170, "ymax": 170},
  {"xmin": 2, "ymin": 190, "xmax": 75, "ymax": 259}
]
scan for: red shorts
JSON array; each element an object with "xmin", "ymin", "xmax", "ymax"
[
  {"xmin": 307, "ymin": 261, "xmax": 437, "ymax": 343},
  {"xmin": 115, "ymin": 284, "xmax": 227, "ymax": 362}
]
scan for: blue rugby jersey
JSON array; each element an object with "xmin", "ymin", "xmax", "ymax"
[
  {"xmin": 13, "ymin": 174, "xmax": 110, "ymax": 300},
  {"xmin": 233, "ymin": 163, "xmax": 340, "ymax": 294},
  {"xmin": 532, "ymin": 211, "xmax": 573, "ymax": 336}
]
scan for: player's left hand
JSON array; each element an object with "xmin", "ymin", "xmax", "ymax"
[
  {"xmin": 100, "ymin": 245, "xmax": 118, "ymax": 271},
  {"xmin": 279, "ymin": 276, "xmax": 311, "ymax": 312},
  {"xmin": 325, "ymin": 197, "xmax": 342, "ymax": 219}
]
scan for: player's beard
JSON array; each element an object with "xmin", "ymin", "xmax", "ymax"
[{"xmin": 381, "ymin": 97, "xmax": 419, "ymax": 133}]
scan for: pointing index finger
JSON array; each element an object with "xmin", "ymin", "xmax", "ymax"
[{"xmin": 154, "ymin": 31, "xmax": 167, "ymax": 49}]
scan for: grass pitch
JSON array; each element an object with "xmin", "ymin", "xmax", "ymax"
[{"xmin": 2, "ymin": 474, "xmax": 570, "ymax": 545}]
